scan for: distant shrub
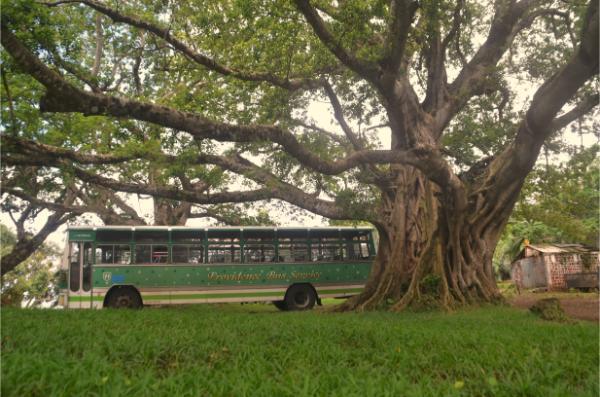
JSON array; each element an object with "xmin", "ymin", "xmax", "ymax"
[{"xmin": 529, "ymin": 298, "xmax": 570, "ymax": 322}]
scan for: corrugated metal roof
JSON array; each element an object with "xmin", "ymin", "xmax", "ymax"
[
  {"xmin": 512, "ymin": 243, "xmax": 598, "ymax": 263},
  {"xmin": 526, "ymin": 244, "xmax": 596, "ymax": 254}
]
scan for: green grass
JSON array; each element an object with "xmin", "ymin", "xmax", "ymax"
[{"xmin": 1, "ymin": 303, "xmax": 598, "ymax": 397}]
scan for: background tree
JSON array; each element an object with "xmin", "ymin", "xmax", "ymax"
[
  {"xmin": 0, "ymin": 224, "xmax": 61, "ymax": 306},
  {"xmin": 1, "ymin": 0, "xmax": 597, "ymax": 310},
  {"xmin": 512, "ymin": 144, "xmax": 599, "ymax": 247},
  {"xmin": 493, "ymin": 143, "xmax": 599, "ymax": 277},
  {"xmin": 1, "ymin": 63, "xmax": 276, "ymax": 275}
]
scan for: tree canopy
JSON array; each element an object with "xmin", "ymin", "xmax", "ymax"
[{"xmin": 1, "ymin": 0, "xmax": 597, "ymax": 309}]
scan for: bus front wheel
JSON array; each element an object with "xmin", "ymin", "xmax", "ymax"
[
  {"xmin": 285, "ymin": 284, "xmax": 316, "ymax": 311},
  {"xmin": 106, "ymin": 287, "xmax": 142, "ymax": 309}
]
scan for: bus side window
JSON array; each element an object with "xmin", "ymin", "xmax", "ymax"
[
  {"xmin": 172, "ymin": 245, "xmax": 189, "ymax": 263},
  {"xmin": 208, "ymin": 245, "xmax": 240, "ymax": 264},
  {"xmin": 135, "ymin": 245, "xmax": 152, "ymax": 264},
  {"xmin": 172, "ymin": 245, "xmax": 203, "ymax": 264},
  {"xmin": 296, "ymin": 243, "xmax": 309, "ymax": 262},
  {"xmin": 152, "ymin": 245, "xmax": 169, "ymax": 263},
  {"xmin": 244, "ymin": 245, "xmax": 275, "ymax": 263},
  {"xmin": 115, "ymin": 245, "xmax": 131, "ymax": 264},
  {"xmin": 361, "ymin": 242, "xmax": 369, "ymax": 258},
  {"xmin": 189, "ymin": 246, "xmax": 203, "ymax": 263},
  {"xmin": 96, "ymin": 245, "xmax": 114, "ymax": 264}
]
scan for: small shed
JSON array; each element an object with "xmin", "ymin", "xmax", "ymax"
[{"xmin": 511, "ymin": 243, "xmax": 599, "ymax": 290}]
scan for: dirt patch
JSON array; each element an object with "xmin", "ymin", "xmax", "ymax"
[{"xmin": 510, "ymin": 292, "xmax": 599, "ymax": 322}]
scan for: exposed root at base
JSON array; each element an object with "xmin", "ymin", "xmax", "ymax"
[{"xmin": 330, "ymin": 289, "xmax": 505, "ymax": 313}]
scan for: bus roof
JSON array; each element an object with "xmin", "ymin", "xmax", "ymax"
[{"xmin": 67, "ymin": 225, "xmax": 374, "ymax": 231}]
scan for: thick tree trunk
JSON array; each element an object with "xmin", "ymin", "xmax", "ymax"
[{"xmin": 339, "ymin": 167, "xmax": 510, "ymax": 311}]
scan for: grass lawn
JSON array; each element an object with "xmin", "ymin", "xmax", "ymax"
[{"xmin": 1, "ymin": 302, "xmax": 598, "ymax": 397}]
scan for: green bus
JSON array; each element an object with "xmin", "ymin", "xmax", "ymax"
[{"xmin": 58, "ymin": 226, "xmax": 375, "ymax": 310}]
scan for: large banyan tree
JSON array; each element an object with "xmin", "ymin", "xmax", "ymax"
[{"xmin": 1, "ymin": 0, "xmax": 597, "ymax": 309}]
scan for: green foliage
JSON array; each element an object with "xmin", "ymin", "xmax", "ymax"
[
  {"xmin": 2, "ymin": 0, "xmax": 597, "ymax": 242},
  {"xmin": 333, "ymin": 188, "xmax": 378, "ymax": 220},
  {"xmin": 529, "ymin": 298, "xmax": 570, "ymax": 323},
  {"xmin": 2, "ymin": 305, "xmax": 598, "ymax": 396},
  {"xmin": 1, "ymin": 224, "xmax": 17, "ymax": 247},
  {"xmin": 209, "ymin": 204, "xmax": 276, "ymax": 226},
  {"xmin": 443, "ymin": 94, "xmax": 518, "ymax": 169},
  {"xmin": 0, "ymin": 225, "xmax": 60, "ymax": 307},
  {"xmin": 420, "ymin": 274, "xmax": 442, "ymax": 297},
  {"xmin": 514, "ymin": 145, "xmax": 600, "ymax": 246},
  {"xmin": 494, "ymin": 145, "xmax": 599, "ymax": 276}
]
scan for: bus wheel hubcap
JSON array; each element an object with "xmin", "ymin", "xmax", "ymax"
[
  {"xmin": 116, "ymin": 296, "xmax": 131, "ymax": 307},
  {"xmin": 294, "ymin": 292, "xmax": 309, "ymax": 307}
]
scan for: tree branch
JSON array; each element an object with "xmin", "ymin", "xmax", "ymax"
[
  {"xmin": 293, "ymin": 0, "xmax": 380, "ymax": 82},
  {"xmin": 434, "ymin": 0, "xmax": 540, "ymax": 134},
  {"xmin": 476, "ymin": 0, "xmax": 598, "ymax": 212},
  {"xmin": 291, "ymin": 119, "xmax": 351, "ymax": 147},
  {"xmin": 550, "ymin": 94, "xmax": 599, "ymax": 132},
  {"xmin": 1, "ymin": 67, "xmax": 18, "ymax": 135},
  {"xmin": 322, "ymin": 81, "xmax": 363, "ymax": 150},
  {"xmin": 381, "ymin": 0, "xmax": 419, "ymax": 74},
  {"xmin": 1, "ymin": 210, "xmax": 75, "ymax": 277},
  {"xmin": 45, "ymin": 0, "xmax": 324, "ymax": 92},
  {"xmin": 91, "ymin": 13, "xmax": 103, "ymax": 77},
  {"xmin": 1, "ymin": 135, "xmax": 141, "ymax": 164},
  {"xmin": 1, "ymin": 29, "xmax": 454, "ymax": 181},
  {"xmin": 7, "ymin": 188, "xmax": 94, "ymax": 217},
  {"xmin": 1, "ymin": 183, "xmax": 78, "ymax": 277}
]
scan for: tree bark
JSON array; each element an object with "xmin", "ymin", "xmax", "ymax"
[{"xmin": 339, "ymin": 164, "xmax": 509, "ymax": 311}]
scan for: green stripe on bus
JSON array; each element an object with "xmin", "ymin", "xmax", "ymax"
[
  {"xmin": 68, "ymin": 287, "xmax": 363, "ymax": 303},
  {"xmin": 69, "ymin": 296, "xmax": 104, "ymax": 302},
  {"xmin": 145, "ymin": 288, "xmax": 363, "ymax": 301},
  {"xmin": 144, "ymin": 291, "xmax": 285, "ymax": 301},
  {"xmin": 317, "ymin": 288, "xmax": 363, "ymax": 295}
]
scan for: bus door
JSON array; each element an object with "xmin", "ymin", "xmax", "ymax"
[{"xmin": 68, "ymin": 242, "xmax": 93, "ymax": 308}]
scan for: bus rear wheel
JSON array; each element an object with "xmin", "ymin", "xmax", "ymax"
[
  {"xmin": 285, "ymin": 284, "xmax": 316, "ymax": 311},
  {"xmin": 106, "ymin": 287, "xmax": 142, "ymax": 309}
]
